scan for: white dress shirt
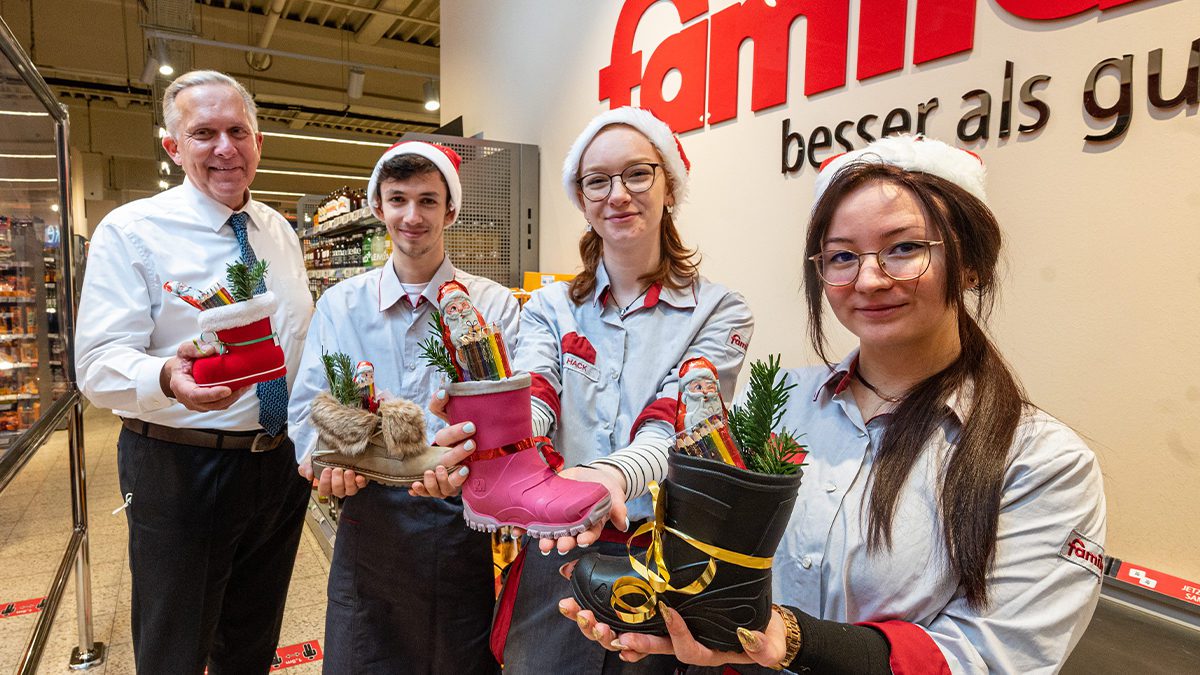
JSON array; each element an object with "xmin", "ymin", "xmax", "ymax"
[
  {"xmin": 768, "ymin": 351, "xmax": 1106, "ymax": 673},
  {"xmin": 75, "ymin": 179, "xmax": 314, "ymax": 431},
  {"xmin": 288, "ymin": 255, "xmax": 520, "ymax": 462},
  {"xmin": 512, "ymin": 263, "xmax": 754, "ymax": 521}
]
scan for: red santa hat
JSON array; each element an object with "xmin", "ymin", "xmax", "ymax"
[
  {"xmin": 679, "ymin": 356, "xmax": 719, "ymax": 389},
  {"xmin": 437, "ymin": 280, "xmax": 472, "ymax": 309},
  {"xmin": 368, "ymin": 141, "xmax": 463, "ymax": 221},
  {"xmin": 562, "ymin": 106, "xmax": 691, "ymax": 214},
  {"xmin": 813, "ymin": 135, "xmax": 987, "ymax": 206}
]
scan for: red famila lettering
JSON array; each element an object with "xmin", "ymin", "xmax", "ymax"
[{"xmin": 600, "ymin": 0, "xmax": 1151, "ymax": 132}]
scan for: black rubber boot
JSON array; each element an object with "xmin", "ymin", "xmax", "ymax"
[{"xmin": 570, "ymin": 452, "xmax": 803, "ymax": 652}]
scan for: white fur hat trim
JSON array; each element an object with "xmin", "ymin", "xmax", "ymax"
[
  {"xmin": 367, "ymin": 141, "xmax": 463, "ymax": 224},
  {"xmin": 197, "ymin": 291, "xmax": 279, "ymax": 332},
  {"xmin": 813, "ymin": 135, "xmax": 987, "ymax": 206},
  {"xmin": 562, "ymin": 106, "xmax": 690, "ymax": 214},
  {"xmin": 680, "ymin": 362, "xmax": 717, "ymax": 387}
]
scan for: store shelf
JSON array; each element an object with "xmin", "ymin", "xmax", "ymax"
[
  {"xmin": 298, "ymin": 207, "xmax": 380, "ymax": 238},
  {"xmin": 0, "ymin": 296, "xmax": 35, "ymax": 304},
  {"xmin": 0, "ymin": 393, "xmax": 36, "ymax": 403},
  {"xmin": 0, "ymin": 261, "xmax": 32, "ymax": 269},
  {"xmin": 0, "ymin": 334, "xmax": 36, "ymax": 341},
  {"xmin": 306, "ymin": 264, "xmax": 385, "ymax": 281}
]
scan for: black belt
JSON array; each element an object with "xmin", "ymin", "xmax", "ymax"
[{"xmin": 121, "ymin": 418, "xmax": 288, "ymax": 453}]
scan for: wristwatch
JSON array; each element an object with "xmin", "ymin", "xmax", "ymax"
[{"xmin": 771, "ymin": 604, "xmax": 802, "ymax": 671}]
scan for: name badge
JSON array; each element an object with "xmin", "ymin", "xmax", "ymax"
[{"xmin": 564, "ymin": 354, "xmax": 600, "ymax": 382}]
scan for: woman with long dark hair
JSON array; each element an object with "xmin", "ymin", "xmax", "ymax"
[{"xmin": 562, "ymin": 135, "xmax": 1106, "ymax": 673}]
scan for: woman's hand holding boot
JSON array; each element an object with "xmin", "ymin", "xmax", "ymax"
[{"xmin": 557, "ymin": 597, "xmax": 790, "ymax": 668}]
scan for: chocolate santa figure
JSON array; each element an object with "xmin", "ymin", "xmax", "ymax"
[
  {"xmin": 676, "ymin": 356, "xmax": 726, "ymax": 432},
  {"xmin": 354, "ymin": 360, "xmax": 378, "ymax": 412},
  {"xmin": 437, "ymin": 280, "xmax": 486, "ymax": 376}
]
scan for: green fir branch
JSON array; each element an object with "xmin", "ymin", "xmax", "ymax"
[
  {"xmin": 225, "ymin": 259, "xmax": 269, "ymax": 302},
  {"xmin": 418, "ymin": 310, "xmax": 460, "ymax": 382},
  {"xmin": 321, "ymin": 350, "xmax": 360, "ymax": 406},
  {"xmin": 729, "ymin": 355, "xmax": 805, "ymax": 475}
]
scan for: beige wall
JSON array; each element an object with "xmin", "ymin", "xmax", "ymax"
[{"xmin": 442, "ymin": 0, "xmax": 1200, "ymax": 580}]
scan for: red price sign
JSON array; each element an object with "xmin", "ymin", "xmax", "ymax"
[
  {"xmin": 0, "ymin": 597, "xmax": 45, "ymax": 618},
  {"xmin": 270, "ymin": 640, "xmax": 323, "ymax": 670},
  {"xmin": 1116, "ymin": 563, "xmax": 1200, "ymax": 607}
]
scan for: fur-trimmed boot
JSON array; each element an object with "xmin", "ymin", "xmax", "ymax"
[
  {"xmin": 309, "ymin": 392, "xmax": 451, "ymax": 486},
  {"xmin": 445, "ymin": 373, "xmax": 611, "ymax": 539},
  {"xmin": 192, "ymin": 291, "xmax": 286, "ymax": 389},
  {"xmin": 570, "ymin": 451, "xmax": 802, "ymax": 652}
]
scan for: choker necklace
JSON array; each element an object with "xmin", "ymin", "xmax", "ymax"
[
  {"xmin": 616, "ymin": 284, "xmax": 651, "ymax": 317},
  {"xmin": 854, "ymin": 369, "xmax": 904, "ymax": 403}
]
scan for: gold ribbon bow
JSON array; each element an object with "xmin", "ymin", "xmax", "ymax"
[{"xmin": 609, "ymin": 481, "xmax": 775, "ymax": 624}]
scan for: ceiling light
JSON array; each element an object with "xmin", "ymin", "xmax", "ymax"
[
  {"xmin": 259, "ymin": 131, "xmax": 390, "ymax": 148},
  {"xmin": 347, "ymin": 67, "xmax": 365, "ymax": 99},
  {"xmin": 256, "ymin": 168, "xmax": 370, "ymax": 181},
  {"xmin": 0, "ymin": 177, "xmax": 57, "ymax": 182},
  {"xmin": 423, "ymin": 80, "xmax": 440, "ymax": 112},
  {"xmin": 0, "ymin": 153, "xmax": 55, "ymax": 158},
  {"xmin": 154, "ymin": 40, "xmax": 174, "ymax": 77},
  {"xmin": 158, "ymin": 180, "xmax": 169, "ymax": 190},
  {"xmin": 254, "ymin": 189, "xmax": 307, "ymax": 197},
  {"xmin": 50, "ymin": 204, "xmax": 60, "ymax": 212},
  {"xmin": 157, "ymin": 126, "xmax": 168, "ymax": 139},
  {"xmin": 0, "ymin": 110, "xmax": 50, "ymax": 117},
  {"xmin": 160, "ymin": 161, "xmax": 170, "ymax": 174}
]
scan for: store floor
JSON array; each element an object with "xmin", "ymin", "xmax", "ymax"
[{"xmin": 0, "ymin": 405, "xmax": 331, "ymax": 674}]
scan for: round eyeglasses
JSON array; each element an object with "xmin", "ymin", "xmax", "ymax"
[
  {"xmin": 578, "ymin": 163, "xmax": 660, "ymax": 202},
  {"xmin": 808, "ymin": 240, "xmax": 944, "ymax": 287}
]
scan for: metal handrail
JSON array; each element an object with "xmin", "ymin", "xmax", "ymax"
[{"xmin": 0, "ymin": 14, "xmax": 104, "ymax": 672}]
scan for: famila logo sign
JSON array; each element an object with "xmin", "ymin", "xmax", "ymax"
[{"xmin": 598, "ymin": 0, "xmax": 1159, "ymax": 134}]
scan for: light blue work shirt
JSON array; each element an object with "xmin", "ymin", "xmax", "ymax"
[
  {"xmin": 769, "ymin": 351, "xmax": 1106, "ymax": 673},
  {"xmin": 289, "ymin": 255, "xmax": 520, "ymax": 461},
  {"xmin": 513, "ymin": 262, "xmax": 754, "ymax": 521}
]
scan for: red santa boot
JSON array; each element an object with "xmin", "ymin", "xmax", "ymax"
[
  {"xmin": 446, "ymin": 373, "xmax": 612, "ymax": 539},
  {"xmin": 192, "ymin": 291, "xmax": 286, "ymax": 389}
]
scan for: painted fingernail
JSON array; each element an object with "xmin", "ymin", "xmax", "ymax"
[
  {"xmin": 540, "ymin": 547, "xmax": 551, "ymax": 556},
  {"xmin": 436, "ymin": 389, "xmax": 447, "ymax": 400},
  {"xmin": 592, "ymin": 627, "xmax": 605, "ymax": 641},
  {"xmin": 463, "ymin": 422, "xmax": 476, "ymax": 433},
  {"xmin": 464, "ymin": 440, "xmax": 476, "ymax": 452},
  {"xmin": 558, "ymin": 547, "xmax": 570, "ymax": 556},
  {"xmin": 577, "ymin": 616, "xmax": 590, "ymax": 631},
  {"xmin": 658, "ymin": 602, "xmax": 671, "ymax": 628},
  {"xmin": 609, "ymin": 639, "xmax": 628, "ymax": 651},
  {"xmin": 458, "ymin": 466, "xmax": 470, "ymax": 476},
  {"xmin": 558, "ymin": 602, "xmax": 572, "ymax": 618},
  {"xmin": 737, "ymin": 627, "xmax": 761, "ymax": 652}
]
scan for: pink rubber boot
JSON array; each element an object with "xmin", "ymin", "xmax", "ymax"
[{"xmin": 445, "ymin": 374, "xmax": 612, "ymax": 538}]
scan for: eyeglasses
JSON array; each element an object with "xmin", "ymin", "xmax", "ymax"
[
  {"xmin": 578, "ymin": 163, "xmax": 660, "ymax": 202},
  {"xmin": 808, "ymin": 240, "xmax": 944, "ymax": 286}
]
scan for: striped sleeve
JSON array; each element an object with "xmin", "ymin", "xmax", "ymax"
[{"xmin": 589, "ymin": 428, "xmax": 672, "ymax": 500}]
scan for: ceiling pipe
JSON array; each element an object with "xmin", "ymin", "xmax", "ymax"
[
  {"xmin": 143, "ymin": 28, "xmax": 438, "ymax": 80},
  {"xmin": 248, "ymin": 0, "xmax": 289, "ymax": 71}
]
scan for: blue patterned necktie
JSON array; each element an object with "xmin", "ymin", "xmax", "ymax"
[{"xmin": 229, "ymin": 212, "xmax": 288, "ymax": 436}]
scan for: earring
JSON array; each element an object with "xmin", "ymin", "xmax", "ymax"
[
  {"xmin": 585, "ymin": 221, "xmax": 593, "ymax": 233},
  {"xmin": 666, "ymin": 204, "xmax": 675, "ymax": 215}
]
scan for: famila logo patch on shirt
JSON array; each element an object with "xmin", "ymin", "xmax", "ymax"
[
  {"xmin": 727, "ymin": 330, "xmax": 749, "ymax": 354},
  {"xmin": 1058, "ymin": 529, "xmax": 1104, "ymax": 579}
]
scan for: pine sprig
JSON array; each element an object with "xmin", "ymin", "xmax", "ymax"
[
  {"xmin": 418, "ymin": 310, "xmax": 459, "ymax": 382},
  {"xmin": 729, "ymin": 355, "xmax": 806, "ymax": 475},
  {"xmin": 225, "ymin": 259, "xmax": 269, "ymax": 301},
  {"xmin": 321, "ymin": 350, "xmax": 360, "ymax": 406}
]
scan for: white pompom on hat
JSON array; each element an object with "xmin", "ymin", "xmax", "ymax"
[
  {"xmin": 813, "ymin": 135, "xmax": 987, "ymax": 207},
  {"xmin": 367, "ymin": 140, "xmax": 463, "ymax": 222},
  {"xmin": 562, "ymin": 106, "xmax": 691, "ymax": 214}
]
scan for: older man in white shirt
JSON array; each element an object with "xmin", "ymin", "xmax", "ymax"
[{"xmin": 75, "ymin": 70, "xmax": 313, "ymax": 674}]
